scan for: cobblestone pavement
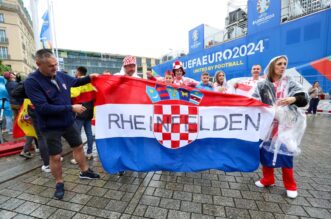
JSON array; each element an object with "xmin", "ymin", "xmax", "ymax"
[{"xmin": 0, "ymin": 115, "xmax": 330, "ymax": 219}]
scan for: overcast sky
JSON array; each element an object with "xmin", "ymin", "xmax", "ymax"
[{"xmin": 24, "ymin": 0, "xmax": 247, "ymax": 58}]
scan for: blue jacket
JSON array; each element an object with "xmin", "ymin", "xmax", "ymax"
[
  {"xmin": 0, "ymin": 76, "xmax": 13, "ymax": 117},
  {"xmin": 24, "ymin": 70, "xmax": 91, "ymax": 131},
  {"xmin": 196, "ymin": 82, "xmax": 213, "ymax": 91}
]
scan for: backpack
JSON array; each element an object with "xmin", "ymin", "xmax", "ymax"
[{"xmin": 11, "ymin": 81, "xmax": 27, "ymax": 99}]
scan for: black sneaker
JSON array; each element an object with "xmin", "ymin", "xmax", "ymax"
[
  {"xmin": 54, "ymin": 183, "xmax": 64, "ymax": 200},
  {"xmin": 79, "ymin": 168, "xmax": 100, "ymax": 179},
  {"xmin": 20, "ymin": 151, "xmax": 33, "ymax": 159},
  {"xmin": 119, "ymin": 171, "xmax": 125, "ymax": 176}
]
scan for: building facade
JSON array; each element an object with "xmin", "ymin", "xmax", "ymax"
[
  {"xmin": 58, "ymin": 49, "xmax": 160, "ymax": 78},
  {"xmin": 0, "ymin": 0, "xmax": 36, "ymax": 75}
]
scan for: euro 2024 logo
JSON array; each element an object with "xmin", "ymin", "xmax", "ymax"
[
  {"xmin": 192, "ymin": 29, "xmax": 199, "ymax": 42},
  {"xmin": 191, "ymin": 29, "xmax": 201, "ymax": 49},
  {"xmin": 257, "ymin": 0, "xmax": 270, "ymax": 14}
]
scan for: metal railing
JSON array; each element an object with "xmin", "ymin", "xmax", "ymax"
[
  {"xmin": 281, "ymin": 0, "xmax": 331, "ymax": 22},
  {"xmin": 204, "ymin": 20, "xmax": 247, "ymax": 49}
]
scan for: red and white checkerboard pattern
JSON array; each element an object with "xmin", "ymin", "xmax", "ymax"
[
  {"xmin": 153, "ymin": 105, "xmax": 199, "ymax": 149},
  {"xmin": 123, "ymin": 55, "xmax": 136, "ymax": 66}
]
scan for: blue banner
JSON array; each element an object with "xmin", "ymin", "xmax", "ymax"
[
  {"xmin": 248, "ymin": 0, "xmax": 281, "ymax": 34},
  {"xmin": 189, "ymin": 24, "xmax": 205, "ymax": 54}
]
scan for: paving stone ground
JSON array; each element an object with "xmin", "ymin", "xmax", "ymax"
[{"xmin": 0, "ymin": 115, "xmax": 330, "ymax": 219}]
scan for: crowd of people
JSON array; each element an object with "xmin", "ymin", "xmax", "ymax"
[{"xmin": 0, "ymin": 49, "xmax": 324, "ymax": 200}]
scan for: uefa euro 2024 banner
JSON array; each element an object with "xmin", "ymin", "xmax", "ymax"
[{"xmin": 92, "ymin": 75, "xmax": 274, "ymax": 173}]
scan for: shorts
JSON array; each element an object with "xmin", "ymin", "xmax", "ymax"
[{"xmin": 42, "ymin": 124, "xmax": 83, "ymax": 156}]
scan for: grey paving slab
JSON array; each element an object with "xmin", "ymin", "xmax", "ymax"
[
  {"xmin": 0, "ymin": 198, "xmax": 25, "ymax": 211},
  {"xmin": 13, "ymin": 201, "xmax": 40, "ymax": 215},
  {"xmin": 304, "ymin": 206, "xmax": 331, "ymax": 219},
  {"xmin": 0, "ymin": 210, "xmax": 17, "ymax": 219},
  {"xmin": 202, "ymin": 204, "xmax": 226, "ymax": 217},
  {"xmin": 180, "ymin": 201, "xmax": 202, "ymax": 214},
  {"xmin": 48, "ymin": 209, "xmax": 76, "ymax": 219},
  {"xmin": 30, "ymin": 205, "xmax": 57, "ymax": 218},
  {"xmin": 144, "ymin": 206, "xmax": 168, "ymax": 219},
  {"xmin": 167, "ymin": 210, "xmax": 190, "ymax": 219},
  {"xmin": 159, "ymin": 197, "xmax": 181, "ymax": 210}
]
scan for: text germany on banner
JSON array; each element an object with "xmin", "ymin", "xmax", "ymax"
[{"xmin": 92, "ymin": 75, "xmax": 274, "ymax": 173}]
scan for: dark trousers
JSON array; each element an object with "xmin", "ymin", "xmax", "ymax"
[
  {"xmin": 307, "ymin": 98, "xmax": 319, "ymax": 114},
  {"xmin": 31, "ymin": 115, "xmax": 49, "ymax": 166}
]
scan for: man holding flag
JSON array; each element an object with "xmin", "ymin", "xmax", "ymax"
[
  {"xmin": 114, "ymin": 55, "xmax": 140, "ymax": 78},
  {"xmin": 24, "ymin": 49, "xmax": 100, "ymax": 200},
  {"xmin": 233, "ymin": 65, "xmax": 263, "ymax": 97},
  {"xmin": 70, "ymin": 66, "xmax": 96, "ymax": 164}
]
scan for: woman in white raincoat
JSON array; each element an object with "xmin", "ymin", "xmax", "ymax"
[{"xmin": 252, "ymin": 55, "xmax": 308, "ymax": 199}]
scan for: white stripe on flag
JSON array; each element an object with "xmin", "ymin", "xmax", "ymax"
[{"xmin": 96, "ymin": 104, "xmax": 274, "ymax": 142}]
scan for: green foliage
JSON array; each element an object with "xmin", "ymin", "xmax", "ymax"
[{"xmin": 0, "ymin": 60, "xmax": 11, "ymax": 76}]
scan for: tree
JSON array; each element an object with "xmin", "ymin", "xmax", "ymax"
[{"xmin": 0, "ymin": 60, "xmax": 11, "ymax": 76}]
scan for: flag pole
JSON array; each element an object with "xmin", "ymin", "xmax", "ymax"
[
  {"xmin": 30, "ymin": 0, "xmax": 41, "ymax": 50},
  {"xmin": 46, "ymin": 0, "xmax": 57, "ymax": 59},
  {"xmin": 50, "ymin": 0, "xmax": 59, "ymax": 61}
]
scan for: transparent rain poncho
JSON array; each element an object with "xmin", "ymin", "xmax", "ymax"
[{"xmin": 252, "ymin": 56, "xmax": 308, "ymax": 166}]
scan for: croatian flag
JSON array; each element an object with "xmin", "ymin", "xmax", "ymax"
[{"xmin": 92, "ymin": 75, "xmax": 274, "ymax": 173}]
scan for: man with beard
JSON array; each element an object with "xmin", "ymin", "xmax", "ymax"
[{"xmin": 115, "ymin": 56, "xmax": 140, "ymax": 78}]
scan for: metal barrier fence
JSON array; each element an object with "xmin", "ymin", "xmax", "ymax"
[{"xmin": 281, "ymin": 0, "xmax": 331, "ymax": 22}]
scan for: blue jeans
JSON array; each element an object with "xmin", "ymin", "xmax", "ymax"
[{"xmin": 75, "ymin": 119, "xmax": 93, "ymax": 154}]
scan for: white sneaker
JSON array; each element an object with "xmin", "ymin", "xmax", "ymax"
[
  {"xmin": 255, "ymin": 180, "xmax": 275, "ymax": 188},
  {"xmin": 287, "ymin": 190, "xmax": 298, "ymax": 198},
  {"xmin": 70, "ymin": 159, "xmax": 78, "ymax": 165},
  {"xmin": 35, "ymin": 148, "xmax": 40, "ymax": 153},
  {"xmin": 41, "ymin": 165, "xmax": 51, "ymax": 173},
  {"xmin": 255, "ymin": 180, "xmax": 265, "ymax": 188}
]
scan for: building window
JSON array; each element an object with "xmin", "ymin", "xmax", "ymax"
[
  {"xmin": 0, "ymin": 14, "xmax": 4, "ymax": 23},
  {"xmin": 0, "ymin": 47, "xmax": 9, "ymax": 59},
  {"xmin": 0, "ymin": 30, "xmax": 6, "ymax": 42},
  {"xmin": 136, "ymin": 57, "xmax": 142, "ymax": 66},
  {"xmin": 146, "ymin": 58, "xmax": 151, "ymax": 67}
]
